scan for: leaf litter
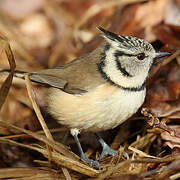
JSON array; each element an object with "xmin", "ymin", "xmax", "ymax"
[{"xmin": 0, "ymin": 0, "xmax": 180, "ymax": 179}]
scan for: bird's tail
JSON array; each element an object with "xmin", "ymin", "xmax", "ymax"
[{"xmin": 0, "ymin": 69, "xmax": 27, "ymax": 79}]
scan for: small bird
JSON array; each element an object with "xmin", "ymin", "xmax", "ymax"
[{"xmin": 0, "ymin": 27, "xmax": 171, "ymax": 169}]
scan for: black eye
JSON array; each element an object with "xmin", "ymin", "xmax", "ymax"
[{"xmin": 137, "ymin": 53, "xmax": 145, "ymax": 60}]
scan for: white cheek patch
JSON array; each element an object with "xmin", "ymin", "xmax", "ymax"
[{"xmin": 103, "ymin": 49, "xmax": 149, "ymax": 89}]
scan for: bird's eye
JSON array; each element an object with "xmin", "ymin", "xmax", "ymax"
[{"xmin": 137, "ymin": 53, "xmax": 145, "ymax": 60}]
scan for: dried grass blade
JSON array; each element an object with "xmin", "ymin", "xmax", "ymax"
[
  {"xmin": 62, "ymin": 167, "xmax": 72, "ymax": 180},
  {"xmin": 0, "ymin": 37, "xmax": 16, "ymax": 110},
  {"xmin": 128, "ymin": 146, "xmax": 159, "ymax": 159},
  {"xmin": 0, "ymin": 120, "xmax": 76, "ymax": 159},
  {"xmin": 96, "ymin": 156, "xmax": 180, "ymax": 179},
  {"xmin": 0, "ymin": 137, "xmax": 100, "ymax": 177},
  {"xmin": 25, "ymin": 74, "xmax": 54, "ymax": 163},
  {"xmin": 25, "ymin": 75, "xmax": 54, "ymax": 141},
  {"xmin": 25, "ymin": 75, "xmax": 72, "ymax": 177},
  {"xmin": 0, "ymin": 167, "xmax": 61, "ymax": 179}
]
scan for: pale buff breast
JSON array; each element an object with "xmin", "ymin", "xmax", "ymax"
[{"xmin": 46, "ymin": 83, "xmax": 146, "ymax": 132}]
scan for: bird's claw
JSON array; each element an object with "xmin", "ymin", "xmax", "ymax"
[
  {"xmin": 81, "ymin": 155, "xmax": 101, "ymax": 170},
  {"xmin": 98, "ymin": 142, "xmax": 129, "ymax": 160},
  {"xmin": 98, "ymin": 143, "xmax": 117, "ymax": 160}
]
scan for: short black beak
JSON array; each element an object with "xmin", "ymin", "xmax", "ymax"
[{"xmin": 154, "ymin": 52, "xmax": 171, "ymax": 59}]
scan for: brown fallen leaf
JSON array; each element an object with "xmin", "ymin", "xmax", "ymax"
[
  {"xmin": 161, "ymin": 125, "xmax": 180, "ymax": 149},
  {"xmin": 154, "ymin": 24, "xmax": 180, "ymax": 49},
  {"xmin": 145, "ymin": 61, "xmax": 180, "ymax": 118},
  {"xmin": 135, "ymin": 0, "xmax": 168, "ymax": 41}
]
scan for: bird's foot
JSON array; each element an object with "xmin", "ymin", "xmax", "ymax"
[
  {"xmin": 81, "ymin": 154, "xmax": 101, "ymax": 170},
  {"xmin": 98, "ymin": 141, "xmax": 129, "ymax": 160},
  {"xmin": 98, "ymin": 142, "xmax": 117, "ymax": 160},
  {"xmin": 71, "ymin": 130, "xmax": 101, "ymax": 169}
]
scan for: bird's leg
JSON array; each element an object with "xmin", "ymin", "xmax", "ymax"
[
  {"xmin": 95, "ymin": 133, "xmax": 117, "ymax": 160},
  {"xmin": 96, "ymin": 133, "xmax": 129, "ymax": 160},
  {"xmin": 71, "ymin": 129, "xmax": 101, "ymax": 169}
]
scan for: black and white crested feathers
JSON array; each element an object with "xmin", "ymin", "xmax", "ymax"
[{"xmin": 98, "ymin": 27, "xmax": 153, "ymax": 52}]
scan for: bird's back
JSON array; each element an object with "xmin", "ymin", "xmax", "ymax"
[{"xmin": 29, "ymin": 46, "xmax": 106, "ymax": 93}]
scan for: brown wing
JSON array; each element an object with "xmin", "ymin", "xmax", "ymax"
[{"xmin": 28, "ymin": 47, "xmax": 106, "ymax": 94}]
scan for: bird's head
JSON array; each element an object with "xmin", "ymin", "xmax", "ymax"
[{"xmin": 98, "ymin": 27, "xmax": 171, "ymax": 91}]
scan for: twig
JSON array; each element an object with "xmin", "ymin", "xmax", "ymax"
[
  {"xmin": 141, "ymin": 108, "xmax": 178, "ymax": 137},
  {"xmin": 96, "ymin": 156, "xmax": 180, "ymax": 180},
  {"xmin": 139, "ymin": 159, "xmax": 180, "ymax": 178},
  {"xmin": 0, "ymin": 122, "xmax": 99, "ymax": 177},
  {"xmin": 128, "ymin": 146, "xmax": 159, "ymax": 159},
  {"xmin": 161, "ymin": 50, "xmax": 180, "ymax": 67}
]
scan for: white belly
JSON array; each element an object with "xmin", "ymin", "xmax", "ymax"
[{"xmin": 46, "ymin": 83, "xmax": 146, "ymax": 132}]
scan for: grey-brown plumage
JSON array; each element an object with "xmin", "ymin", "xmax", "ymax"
[
  {"xmin": 0, "ymin": 27, "xmax": 171, "ymax": 169},
  {"xmin": 28, "ymin": 46, "xmax": 106, "ymax": 93}
]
